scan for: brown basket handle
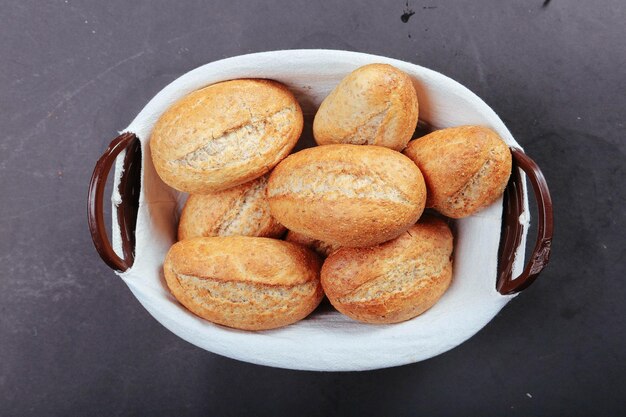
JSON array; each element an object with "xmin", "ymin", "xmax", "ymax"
[
  {"xmin": 88, "ymin": 132, "xmax": 142, "ymax": 272},
  {"xmin": 497, "ymin": 148, "xmax": 554, "ymax": 294}
]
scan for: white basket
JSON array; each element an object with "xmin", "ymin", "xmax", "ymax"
[{"xmin": 108, "ymin": 50, "xmax": 530, "ymax": 371}]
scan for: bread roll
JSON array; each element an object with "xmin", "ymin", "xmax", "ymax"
[
  {"xmin": 321, "ymin": 216, "xmax": 453, "ymax": 324},
  {"xmin": 178, "ymin": 175, "xmax": 285, "ymax": 241},
  {"xmin": 164, "ymin": 237, "xmax": 323, "ymax": 331},
  {"xmin": 403, "ymin": 126, "xmax": 512, "ymax": 218},
  {"xmin": 313, "ymin": 64, "xmax": 418, "ymax": 151},
  {"xmin": 267, "ymin": 144, "xmax": 426, "ymax": 247},
  {"xmin": 150, "ymin": 79, "xmax": 303, "ymax": 194},
  {"xmin": 285, "ymin": 230, "xmax": 340, "ymax": 258}
]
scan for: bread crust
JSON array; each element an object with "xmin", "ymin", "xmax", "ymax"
[
  {"xmin": 151, "ymin": 79, "xmax": 303, "ymax": 194},
  {"xmin": 164, "ymin": 237, "xmax": 323, "ymax": 330},
  {"xmin": 267, "ymin": 144, "xmax": 427, "ymax": 247},
  {"xmin": 285, "ymin": 230, "xmax": 341, "ymax": 258},
  {"xmin": 313, "ymin": 63, "xmax": 418, "ymax": 151},
  {"xmin": 178, "ymin": 174, "xmax": 285, "ymax": 241},
  {"xmin": 321, "ymin": 216, "xmax": 453, "ymax": 324},
  {"xmin": 403, "ymin": 126, "xmax": 512, "ymax": 218}
]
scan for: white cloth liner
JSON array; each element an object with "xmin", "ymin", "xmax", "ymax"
[{"xmin": 109, "ymin": 50, "xmax": 530, "ymax": 371}]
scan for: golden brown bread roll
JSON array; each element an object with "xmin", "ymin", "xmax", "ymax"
[
  {"xmin": 313, "ymin": 63, "xmax": 418, "ymax": 151},
  {"xmin": 267, "ymin": 144, "xmax": 427, "ymax": 247},
  {"xmin": 150, "ymin": 79, "xmax": 303, "ymax": 194},
  {"xmin": 178, "ymin": 174, "xmax": 285, "ymax": 241},
  {"xmin": 403, "ymin": 125, "xmax": 512, "ymax": 218},
  {"xmin": 164, "ymin": 237, "xmax": 323, "ymax": 331},
  {"xmin": 321, "ymin": 216, "xmax": 453, "ymax": 324},
  {"xmin": 285, "ymin": 230, "xmax": 341, "ymax": 258}
]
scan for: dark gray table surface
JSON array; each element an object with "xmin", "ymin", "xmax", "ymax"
[{"xmin": 2, "ymin": 1, "xmax": 625, "ymax": 416}]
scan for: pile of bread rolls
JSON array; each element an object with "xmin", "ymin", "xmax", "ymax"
[{"xmin": 151, "ymin": 64, "xmax": 512, "ymax": 331}]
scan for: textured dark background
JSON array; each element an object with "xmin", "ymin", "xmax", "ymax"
[{"xmin": 1, "ymin": 0, "xmax": 625, "ymax": 416}]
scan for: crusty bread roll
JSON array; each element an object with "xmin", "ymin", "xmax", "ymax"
[
  {"xmin": 164, "ymin": 237, "xmax": 323, "ymax": 331},
  {"xmin": 313, "ymin": 63, "xmax": 418, "ymax": 151},
  {"xmin": 178, "ymin": 174, "xmax": 285, "ymax": 241},
  {"xmin": 321, "ymin": 216, "xmax": 453, "ymax": 324},
  {"xmin": 403, "ymin": 126, "xmax": 512, "ymax": 218},
  {"xmin": 150, "ymin": 79, "xmax": 303, "ymax": 194},
  {"xmin": 267, "ymin": 144, "xmax": 426, "ymax": 247},
  {"xmin": 285, "ymin": 230, "xmax": 340, "ymax": 258}
]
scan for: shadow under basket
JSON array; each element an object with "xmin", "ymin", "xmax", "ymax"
[{"xmin": 88, "ymin": 50, "xmax": 553, "ymax": 371}]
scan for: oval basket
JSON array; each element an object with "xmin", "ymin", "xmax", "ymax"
[{"xmin": 88, "ymin": 50, "xmax": 552, "ymax": 371}]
